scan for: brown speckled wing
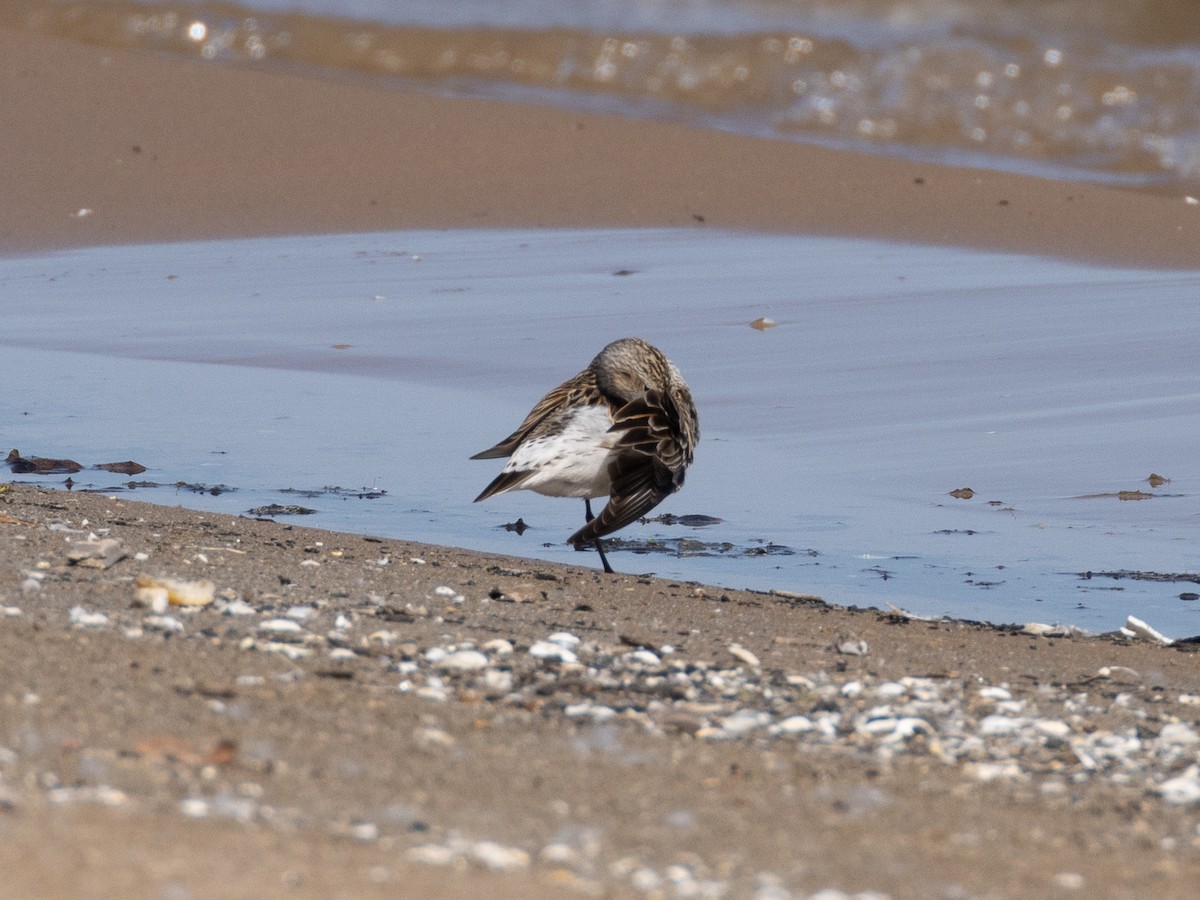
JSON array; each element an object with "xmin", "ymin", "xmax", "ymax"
[
  {"xmin": 471, "ymin": 370, "xmax": 603, "ymax": 502},
  {"xmin": 567, "ymin": 388, "xmax": 693, "ymax": 544}
]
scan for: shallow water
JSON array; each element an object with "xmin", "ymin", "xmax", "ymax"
[
  {"xmin": 3, "ymin": 228, "xmax": 1199, "ymax": 635},
  {"xmin": 6, "ymin": 0, "xmax": 1200, "ymax": 186}
]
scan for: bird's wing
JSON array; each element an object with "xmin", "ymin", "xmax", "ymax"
[
  {"xmin": 470, "ymin": 371, "xmax": 594, "ymax": 460},
  {"xmin": 567, "ymin": 389, "xmax": 689, "ymax": 544}
]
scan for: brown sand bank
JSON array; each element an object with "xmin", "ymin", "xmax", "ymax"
[
  {"xmin": 1, "ymin": 29, "xmax": 1197, "ymax": 266},
  {"xmin": 3, "ymin": 484, "xmax": 1200, "ymax": 898}
]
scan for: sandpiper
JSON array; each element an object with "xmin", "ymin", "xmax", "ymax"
[{"xmin": 472, "ymin": 337, "xmax": 699, "ymax": 574}]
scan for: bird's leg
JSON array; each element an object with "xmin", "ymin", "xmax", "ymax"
[{"xmin": 583, "ymin": 499, "xmax": 615, "ymax": 574}]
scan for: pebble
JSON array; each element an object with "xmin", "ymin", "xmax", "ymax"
[
  {"xmin": 1159, "ymin": 767, "xmax": 1200, "ymax": 804},
  {"xmin": 69, "ymin": 606, "xmax": 109, "ymax": 628},
  {"xmin": 67, "ymin": 537, "xmax": 125, "ymax": 569},
  {"xmin": 134, "ymin": 576, "xmax": 215, "ymax": 608},
  {"xmin": 529, "ymin": 641, "xmax": 578, "ymax": 664},
  {"xmin": 258, "ymin": 618, "xmax": 304, "ymax": 634},
  {"xmin": 143, "ymin": 615, "xmax": 185, "ymax": 634},
  {"xmin": 481, "ymin": 638, "xmax": 514, "ymax": 656},
  {"xmin": 436, "ymin": 650, "xmax": 489, "ymax": 672},
  {"xmin": 774, "ymin": 715, "xmax": 815, "ymax": 734},
  {"xmin": 727, "ymin": 644, "xmax": 761, "ymax": 667},
  {"xmin": 470, "ymin": 841, "xmax": 530, "ymax": 871},
  {"xmin": 222, "ymin": 599, "xmax": 257, "ymax": 616}
]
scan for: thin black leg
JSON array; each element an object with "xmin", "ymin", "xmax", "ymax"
[{"xmin": 583, "ymin": 499, "xmax": 614, "ymax": 574}]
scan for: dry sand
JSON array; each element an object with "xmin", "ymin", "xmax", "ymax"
[{"xmin": 5, "ymin": 27, "xmax": 1200, "ymax": 899}]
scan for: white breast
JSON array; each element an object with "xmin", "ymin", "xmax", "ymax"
[{"xmin": 501, "ymin": 404, "xmax": 617, "ymax": 498}]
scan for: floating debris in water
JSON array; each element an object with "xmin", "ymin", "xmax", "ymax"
[
  {"xmin": 642, "ymin": 513, "xmax": 723, "ymax": 527},
  {"xmin": 1079, "ymin": 571, "xmax": 1200, "ymax": 585},
  {"xmin": 247, "ymin": 504, "xmax": 318, "ymax": 517},
  {"xmin": 6, "ymin": 449, "xmax": 82, "ymax": 474},
  {"xmin": 95, "ymin": 460, "xmax": 147, "ymax": 475}
]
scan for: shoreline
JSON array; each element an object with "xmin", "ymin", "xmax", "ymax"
[
  {"xmin": 4, "ymin": 483, "xmax": 1200, "ymax": 896},
  {"xmin": 2, "ymin": 29, "xmax": 1197, "ymax": 267}
]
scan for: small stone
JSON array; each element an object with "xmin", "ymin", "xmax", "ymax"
[
  {"xmin": 1159, "ymin": 723, "xmax": 1200, "ymax": 746},
  {"xmin": 978, "ymin": 686, "xmax": 1012, "ymax": 701},
  {"xmin": 529, "ymin": 641, "xmax": 578, "ymax": 664},
  {"xmin": 179, "ymin": 797, "xmax": 210, "ymax": 819},
  {"xmin": 328, "ymin": 648, "xmax": 357, "ymax": 661},
  {"xmin": 546, "ymin": 631, "xmax": 580, "ymax": 647},
  {"xmin": 144, "ymin": 615, "xmax": 185, "ymax": 634},
  {"xmin": 222, "ymin": 599, "xmax": 256, "ymax": 616},
  {"xmin": 727, "ymin": 644, "xmax": 760, "ymax": 667},
  {"xmin": 407, "ymin": 844, "xmax": 456, "ymax": 866},
  {"xmin": 482, "ymin": 669, "xmax": 513, "ymax": 692},
  {"xmin": 437, "ymin": 650, "xmax": 489, "ymax": 672},
  {"xmin": 1053, "ymin": 872, "xmax": 1085, "ymax": 891},
  {"xmin": 1033, "ymin": 719, "xmax": 1071, "ymax": 739},
  {"xmin": 979, "ymin": 715, "xmax": 1023, "ymax": 736},
  {"xmin": 285, "ymin": 605, "xmax": 316, "ymax": 621},
  {"xmin": 720, "ymin": 709, "xmax": 771, "ymax": 735},
  {"xmin": 67, "ymin": 537, "xmax": 126, "ymax": 569},
  {"xmin": 1160, "ymin": 767, "xmax": 1200, "ymax": 804},
  {"xmin": 134, "ymin": 575, "xmax": 215, "ymax": 607},
  {"xmin": 775, "ymin": 715, "xmax": 815, "ymax": 734},
  {"xmin": 69, "ymin": 606, "xmax": 109, "ymax": 628},
  {"xmin": 540, "ymin": 844, "xmax": 578, "ymax": 865},
  {"xmin": 626, "ymin": 649, "xmax": 662, "ymax": 667},
  {"xmin": 835, "ymin": 638, "xmax": 869, "ymax": 656},
  {"xmin": 470, "ymin": 841, "xmax": 530, "ymax": 871},
  {"xmin": 258, "ymin": 618, "xmax": 304, "ymax": 634},
  {"xmin": 481, "ymin": 638, "xmax": 514, "ymax": 656}
]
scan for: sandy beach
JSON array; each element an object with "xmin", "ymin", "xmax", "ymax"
[
  {"xmin": 1, "ymin": 30, "xmax": 1197, "ymax": 266},
  {"xmin": 4, "ymin": 26, "xmax": 1200, "ymax": 899},
  {"xmin": 5, "ymin": 484, "xmax": 1200, "ymax": 899}
]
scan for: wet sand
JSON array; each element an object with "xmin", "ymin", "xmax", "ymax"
[
  {"xmin": 2, "ymin": 29, "xmax": 1198, "ymax": 266},
  {"xmin": 5, "ymin": 27, "xmax": 1200, "ymax": 899}
]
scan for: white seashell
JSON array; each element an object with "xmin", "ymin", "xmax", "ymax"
[
  {"xmin": 529, "ymin": 641, "xmax": 577, "ymax": 663},
  {"xmin": 69, "ymin": 606, "xmax": 109, "ymax": 628},
  {"xmin": 407, "ymin": 845, "xmax": 456, "ymax": 866},
  {"xmin": 720, "ymin": 709, "xmax": 771, "ymax": 734},
  {"xmin": 135, "ymin": 576, "xmax": 215, "ymax": 607},
  {"xmin": 436, "ymin": 650, "xmax": 489, "ymax": 672},
  {"xmin": 470, "ymin": 841, "xmax": 530, "ymax": 871},
  {"xmin": 481, "ymin": 638, "xmax": 514, "ymax": 656},
  {"xmin": 727, "ymin": 644, "xmax": 760, "ymax": 667},
  {"xmin": 1159, "ymin": 766, "xmax": 1200, "ymax": 804},
  {"xmin": 1159, "ymin": 723, "xmax": 1200, "ymax": 746},
  {"xmin": 258, "ymin": 618, "xmax": 303, "ymax": 634},
  {"xmin": 978, "ymin": 686, "xmax": 1012, "ymax": 701},
  {"xmin": 1120, "ymin": 615, "xmax": 1173, "ymax": 645},
  {"xmin": 775, "ymin": 715, "xmax": 815, "ymax": 734}
]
